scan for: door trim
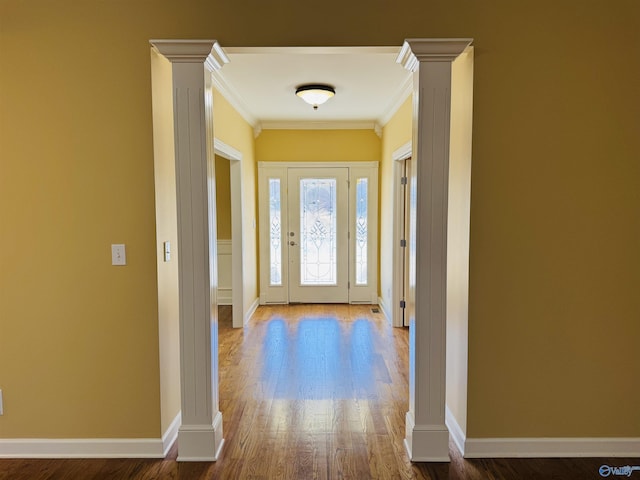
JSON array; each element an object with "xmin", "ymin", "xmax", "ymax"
[
  {"xmin": 392, "ymin": 142, "xmax": 412, "ymax": 327},
  {"xmin": 214, "ymin": 138, "xmax": 245, "ymax": 328}
]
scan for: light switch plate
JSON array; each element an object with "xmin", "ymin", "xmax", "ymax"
[
  {"xmin": 163, "ymin": 241, "xmax": 171, "ymax": 262},
  {"xmin": 111, "ymin": 244, "xmax": 126, "ymax": 265}
]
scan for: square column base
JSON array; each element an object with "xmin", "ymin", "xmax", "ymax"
[
  {"xmin": 177, "ymin": 412, "xmax": 224, "ymax": 461},
  {"xmin": 404, "ymin": 412, "xmax": 450, "ymax": 462}
]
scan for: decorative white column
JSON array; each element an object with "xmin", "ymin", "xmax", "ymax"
[
  {"xmin": 150, "ymin": 39, "xmax": 228, "ymax": 461},
  {"xmin": 397, "ymin": 38, "xmax": 472, "ymax": 462}
]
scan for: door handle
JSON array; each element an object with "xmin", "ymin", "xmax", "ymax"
[{"xmin": 289, "ymin": 241, "xmax": 297, "ymax": 246}]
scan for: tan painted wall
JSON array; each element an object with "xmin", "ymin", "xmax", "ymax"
[
  {"xmin": 256, "ymin": 129, "xmax": 381, "ymax": 163},
  {"xmin": 379, "ymin": 97, "xmax": 413, "ymax": 308},
  {"xmin": 150, "ymin": 49, "xmax": 181, "ymax": 435},
  {"xmin": 1, "ymin": 0, "xmax": 639, "ymax": 440},
  {"xmin": 215, "ymin": 155, "xmax": 232, "ymax": 240}
]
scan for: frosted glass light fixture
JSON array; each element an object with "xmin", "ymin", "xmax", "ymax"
[{"xmin": 295, "ymin": 84, "xmax": 335, "ymax": 110}]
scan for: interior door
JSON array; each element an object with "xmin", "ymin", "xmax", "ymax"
[{"xmin": 287, "ymin": 168, "xmax": 349, "ymax": 303}]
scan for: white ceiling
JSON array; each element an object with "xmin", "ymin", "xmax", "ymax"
[{"xmin": 211, "ymin": 46, "xmax": 413, "ymax": 130}]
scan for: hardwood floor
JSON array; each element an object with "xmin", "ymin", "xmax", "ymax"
[{"xmin": 1, "ymin": 304, "xmax": 636, "ymax": 479}]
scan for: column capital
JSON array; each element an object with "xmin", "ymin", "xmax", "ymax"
[
  {"xmin": 150, "ymin": 39, "xmax": 229, "ymax": 70},
  {"xmin": 397, "ymin": 38, "xmax": 472, "ymax": 71}
]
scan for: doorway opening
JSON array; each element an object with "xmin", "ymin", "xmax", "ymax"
[
  {"xmin": 214, "ymin": 139, "xmax": 245, "ymax": 328},
  {"xmin": 150, "ymin": 39, "xmax": 474, "ymax": 462}
]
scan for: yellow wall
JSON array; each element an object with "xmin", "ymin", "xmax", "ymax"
[
  {"xmin": 150, "ymin": 49, "xmax": 181, "ymax": 435},
  {"xmin": 379, "ymin": 98, "xmax": 413, "ymax": 307},
  {"xmin": 215, "ymin": 155, "xmax": 232, "ymax": 240},
  {"xmin": 1, "ymin": 0, "xmax": 639, "ymax": 441},
  {"xmin": 256, "ymin": 129, "xmax": 381, "ymax": 163},
  {"xmin": 213, "ymin": 90, "xmax": 258, "ymax": 314},
  {"xmin": 446, "ymin": 48, "xmax": 474, "ymax": 436}
]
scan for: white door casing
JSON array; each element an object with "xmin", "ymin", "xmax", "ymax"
[{"xmin": 392, "ymin": 142, "xmax": 412, "ymax": 327}]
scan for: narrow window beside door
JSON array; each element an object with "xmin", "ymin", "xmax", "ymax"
[
  {"xmin": 269, "ymin": 178, "xmax": 282, "ymax": 286},
  {"xmin": 355, "ymin": 178, "xmax": 368, "ymax": 285}
]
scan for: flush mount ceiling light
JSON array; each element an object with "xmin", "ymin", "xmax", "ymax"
[{"xmin": 295, "ymin": 84, "xmax": 335, "ymax": 110}]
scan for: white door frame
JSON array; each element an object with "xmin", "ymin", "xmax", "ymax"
[
  {"xmin": 392, "ymin": 141, "xmax": 412, "ymax": 327},
  {"xmin": 214, "ymin": 139, "xmax": 245, "ymax": 328},
  {"xmin": 151, "ymin": 38, "xmax": 473, "ymax": 462}
]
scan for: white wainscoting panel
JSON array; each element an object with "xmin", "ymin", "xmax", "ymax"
[{"xmin": 217, "ymin": 240, "xmax": 232, "ymax": 305}]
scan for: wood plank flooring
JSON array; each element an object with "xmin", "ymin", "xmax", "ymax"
[{"xmin": 1, "ymin": 304, "xmax": 636, "ymax": 479}]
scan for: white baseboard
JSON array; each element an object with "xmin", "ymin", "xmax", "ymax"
[
  {"xmin": 162, "ymin": 411, "xmax": 181, "ymax": 457},
  {"xmin": 0, "ymin": 438, "xmax": 165, "ymax": 459},
  {"xmin": 377, "ymin": 296, "xmax": 392, "ymax": 325},
  {"xmin": 445, "ymin": 407, "xmax": 640, "ymax": 458},
  {"xmin": 445, "ymin": 406, "xmax": 640, "ymax": 458},
  {"xmin": 0, "ymin": 412, "xmax": 182, "ymax": 459},
  {"xmin": 217, "ymin": 288, "xmax": 232, "ymax": 306},
  {"xmin": 445, "ymin": 405, "xmax": 466, "ymax": 456},
  {"xmin": 464, "ymin": 437, "xmax": 640, "ymax": 458},
  {"xmin": 245, "ymin": 297, "xmax": 259, "ymax": 324}
]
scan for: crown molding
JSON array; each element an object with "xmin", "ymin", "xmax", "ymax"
[
  {"xmin": 397, "ymin": 38, "xmax": 473, "ymax": 71},
  {"xmin": 259, "ymin": 121, "xmax": 378, "ymax": 131},
  {"xmin": 149, "ymin": 40, "xmax": 255, "ymax": 128},
  {"xmin": 210, "ymin": 70, "xmax": 258, "ymax": 129},
  {"xmin": 224, "ymin": 46, "xmax": 401, "ymax": 55},
  {"xmin": 378, "ymin": 74, "xmax": 413, "ymax": 127},
  {"xmin": 205, "ymin": 43, "xmax": 230, "ymax": 72}
]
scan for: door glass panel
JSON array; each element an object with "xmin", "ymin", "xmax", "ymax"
[
  {"xmin": 300, "ymin": 178, "xmax": 337, "ymax": 285},
  {"xmin": 355, "ymin": 177, "xmax": 368, "ymax": 285},
  {"xmin": 269, "ymin": 178, "xmax": 282, "ymax": 285}
]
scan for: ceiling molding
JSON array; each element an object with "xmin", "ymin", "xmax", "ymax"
[
  {"xmin": 224, "ymin": 46, "xmax": 402, "ymax": 55},
  {"xmin": 378, "ymin": 75, "xmax": 413, "ymax": 128},
  {"xmin": 210, "ymin": 70, "xmax": 258, "ymax": 128},
  {"xmin": 210, "ymin": 45, "xmax": 413, "ymax": 131},
  {"xmin": 259, "ymin": 121, "xmax": 378, "ymax": 131},
  {"xmin": 205, "ymin": 42, "xmax": 230, "ymax": 72}
]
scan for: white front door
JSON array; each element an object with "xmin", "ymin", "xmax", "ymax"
[
  {"xmin": 287, "ymin": 168, "xmax": 349, "ymax": 303},
  {"xmin": 258, "ymin": 162, "xmax": 378, "ymax": 305}
]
